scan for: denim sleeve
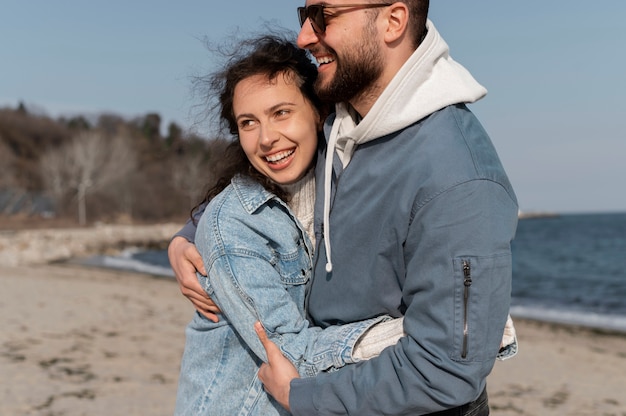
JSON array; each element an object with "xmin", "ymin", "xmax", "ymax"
[
  {"xmin": 290, "ymin": 180, "xmax": 518, "ymax": 415},
  {"xmin": 197, "ymin": 237, "xmax": 384, "ymax": 376}
]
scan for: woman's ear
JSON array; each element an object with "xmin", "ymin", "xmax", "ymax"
[{"xmin": 382, "ymin": 3, "xmax": 409, "ymax": 44}]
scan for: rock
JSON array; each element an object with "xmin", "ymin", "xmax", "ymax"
[{"xmin": 0, "ymin": 223, "xmax": 181, "ymax": 266}]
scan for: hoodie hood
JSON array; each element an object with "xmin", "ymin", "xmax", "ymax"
[{"xmin": 322, "ymin": 20, "xmax": 487, "ymax": 272}]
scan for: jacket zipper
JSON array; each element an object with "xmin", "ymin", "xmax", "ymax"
[{"xmin": 462, "ymin": 260, "xmax": 472, "ymax": 359}]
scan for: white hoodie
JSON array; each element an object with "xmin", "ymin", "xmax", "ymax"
[{"xmin": 322, "ymin": 20, "xmax": 488, "ymax": 272}]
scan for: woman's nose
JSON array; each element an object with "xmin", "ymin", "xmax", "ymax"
[{"xmin": 259, "ymin": 124, "xmax": 279, "ymax": 148}]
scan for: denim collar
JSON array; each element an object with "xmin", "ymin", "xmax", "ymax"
[{"xmin": 231, "ymin": 174, "xmax": 277, "ymax": 215}]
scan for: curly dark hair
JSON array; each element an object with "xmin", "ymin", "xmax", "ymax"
[{"xmin": 191, "ymin": 32, "xmax": 325, "ymax": 220}]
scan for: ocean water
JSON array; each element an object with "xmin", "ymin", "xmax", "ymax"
[
  {"xmin": 509, "ymin": 212, "xmax": 626, "ymax": 332},
  {"xmin": 83, "ymin": 212, "xmax": 626, "ymax": 332}
]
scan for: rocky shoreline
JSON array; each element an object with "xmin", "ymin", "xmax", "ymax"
[{"xmin": 0, "ymin": 223, "xmax": 181, "ymax": 267}]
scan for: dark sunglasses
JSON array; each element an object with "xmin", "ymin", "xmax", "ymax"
[{"xmin": 297, "ymin": 3, "xmax": 393, "ymax": 34}]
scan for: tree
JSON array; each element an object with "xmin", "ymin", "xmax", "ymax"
[
  {"xmin": 0, "ymin": 137, "xmax": 23, "ymax": 215},
  {"xmin": 170, "ymin": 137, "xmax": 231, "ymax": 211},
  {"xmin": 0, "ymin": 137, "xmax": 16, "ymax": 188},
  {"xmin": 141, "ymin": 113, "xmax": 161, "ymax": 142},
  {"xmin": 171, "ymin": 152, "xmax": 209, "ymax": 209},
  {"xmin": 165, "ymin": 121, "xmax": 183, "ymax": 151},
  {"xmin": 40, "ymin": 131, "xmax": 137, "ymax": 225}
]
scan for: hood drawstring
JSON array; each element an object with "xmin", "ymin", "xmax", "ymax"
[{"xmin": 322, "ymin": 120, "xmax": 342, "ymax": 273}]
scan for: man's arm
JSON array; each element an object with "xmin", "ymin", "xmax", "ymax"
[
  {"xmin": 169, "ymin": 205, "xmax": 221, "ymax": 321},
  {"xmin": 264, "ymin": 181, "xmax": 518, "ymax": 415},
  {"xmin": 256, "ymin": 317, "xmax": 406, "ymax": 411},
  {"xmin": 168, "ymin": 236, "xmax": 220, "ymax": 321}
]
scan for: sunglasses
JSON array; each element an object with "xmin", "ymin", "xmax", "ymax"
[{"xmin": 298, "ymin": 3, "xmax": 393, "ymax": 34}]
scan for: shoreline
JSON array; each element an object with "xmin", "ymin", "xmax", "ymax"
[{"xmin": 1, "ymin": 225, "xmax": 625, "ymax": 414}]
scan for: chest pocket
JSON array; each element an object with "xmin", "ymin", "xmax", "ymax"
[{"xmin": 271, "ymin": 240, "xmax": 311, "ymax": 286}]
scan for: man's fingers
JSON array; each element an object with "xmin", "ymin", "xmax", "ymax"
[
  {"xmin": 197, "ymin": 308, "xmax": 219, "ymax": 323},
  {"xmin": 255, "ymin": 322, "xmax": 270, "ymax": 348},
  {"xmin": 185, "ymin": 244, "xmax": 206, "ymax": 276},
  {"xmin": 254, "ymin": 321, "xmax": 296, "ymax": 411},
  {"xmin": 255, "ymin": 322, "xmax": 280, "ymax": 360},
  {"xmin": 179, "ymin": 272, "xmax": 209, "ymax": 299}
]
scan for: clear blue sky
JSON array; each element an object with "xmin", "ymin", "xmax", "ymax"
[{"xmin": 2, "ymin": 1, "xmax": 625, "ymax": 214}]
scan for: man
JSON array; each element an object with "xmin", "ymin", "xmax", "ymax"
[
  {"xmin": 170, "ymin": 1, "xmax": 518, "ymax": 414},
  {"xmin": 256, "ymin": 1, "xmax": 518, "ymax": 414}
]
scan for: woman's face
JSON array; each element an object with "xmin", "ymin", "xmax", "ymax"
[{"xmin": 233, "ymin": 72, "xmax": 320, "ymax": 185}]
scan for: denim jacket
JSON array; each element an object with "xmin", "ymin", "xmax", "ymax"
[{"xmin": 175, "ymin": 175, "xmax": 384, "ymax": 416}]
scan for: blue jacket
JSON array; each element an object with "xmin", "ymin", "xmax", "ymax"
[
  {"xmin": 174, "ymin": 175, "xmax": 383, "ymax": 415},
  {"xmin": 289, "ymin": 103, "xmax": 519, "ymax": 415}
]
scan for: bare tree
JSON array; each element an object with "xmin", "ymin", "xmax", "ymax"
[
  {"xmin": 171, "ymin": 152, "xmax": 210, "ymax": 209},
  {"xmin": 40, "ymin": 131, "xmax": 137, "ymax": 225},
  {"xmin": 0, "ymin": 137, "xmax": 15, "ymax": 188},
  {"xmin": 0, "ymin": 138, "xmax": 23, "ymax": 215}
]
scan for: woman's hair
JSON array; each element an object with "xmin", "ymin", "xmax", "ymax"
[{"xmin": 191, "ymin": 32, "xmax": 324, "ymax": 219}]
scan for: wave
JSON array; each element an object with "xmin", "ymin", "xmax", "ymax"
[
  {"xmin": 510, "ymin": 304, "xmax": 626, "ymax": 333},
  {"xmin": 79, "ymin": 248, "xmax": 174, "ymax": 278}
]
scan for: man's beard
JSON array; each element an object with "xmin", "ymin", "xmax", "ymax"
[{"xmin": 315, "ymin": 24, "xmax": 384, "ymax": 104}]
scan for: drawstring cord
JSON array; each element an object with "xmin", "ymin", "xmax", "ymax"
[{"xmin": 323, "ymin": 123, "xmax": 341, "ymax": 273}]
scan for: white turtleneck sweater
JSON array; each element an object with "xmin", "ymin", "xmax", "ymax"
[{"xmin": 280, "ymin": 168, "xmax": 316, "ymax": 246}]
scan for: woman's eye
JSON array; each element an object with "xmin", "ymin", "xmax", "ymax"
[
  {"xmin": 275, "ymin": 109, "xmax": 290, "ymax": 118},
  {"xmin": 239, "ymin": 119, "xmax": 256, "ymax": 129}
]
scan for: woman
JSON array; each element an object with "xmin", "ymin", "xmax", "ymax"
[{"xmin": 174, "ymin": 34, "xmax": 401, "ymax": 416}]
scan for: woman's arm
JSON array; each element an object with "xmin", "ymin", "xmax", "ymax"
[{"xmin": 204, "ymin": 253, "xmax": 389, "ymax": 375}]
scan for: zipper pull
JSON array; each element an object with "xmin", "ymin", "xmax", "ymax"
[{"xmin": 463, "ymin": 260, "xmax": 472, "ymax": 287}]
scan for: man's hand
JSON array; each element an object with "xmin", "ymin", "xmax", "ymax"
[
  {"xmin": 255, "ymin": 322, "xmax": 299, "ymax": 411},
  {"xmin": 168, "ymin": 236, "xmax": 220, "ymax": 322}
]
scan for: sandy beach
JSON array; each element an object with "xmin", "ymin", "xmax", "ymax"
[{"xmin": 1, "ymin": 225, "xmax": 626, "ymax": 415}]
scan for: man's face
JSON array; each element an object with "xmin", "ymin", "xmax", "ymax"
[{"xmin": 297, "ymin": 1, "xmax": 385, "ymax": 104}]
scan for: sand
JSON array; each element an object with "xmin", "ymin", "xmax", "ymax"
[
  {"xmin": 0, "ymin": 264, "xmax": 192, "ymax": 416},
  {"xmin": 488, "ymin": 320, "xmax": 626, "ymax": 415},
  {"xmin": 1, "ymin": 225, "xmax": 625, "ymax": 415}
]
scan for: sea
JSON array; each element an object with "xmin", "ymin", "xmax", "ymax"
[{"xmin": 81, "ymin": 212, "xmax": 626, "ymax": 333}]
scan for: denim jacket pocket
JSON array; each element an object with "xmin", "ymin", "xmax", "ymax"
[
  {"xmin": 451, "ymin": 253, "xmax": 512, "ymax": 362},
  {"xmin": 272, "ymin": 240, "xmax": 311, "ymax": 286}
]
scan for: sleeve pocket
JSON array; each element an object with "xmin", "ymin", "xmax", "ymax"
[{"xmin": 450, "ymin": 253, "xmax": 512, "ymax": 362}]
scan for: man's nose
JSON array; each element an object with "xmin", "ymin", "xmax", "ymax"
[{"xmin": 297, "ymin": 19, "xmax": 319, "ymax": 49}]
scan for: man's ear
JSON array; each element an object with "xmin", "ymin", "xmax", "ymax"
[{"xmin": 382, "ymin": 3, "xmax": 409, "ymax": 44}]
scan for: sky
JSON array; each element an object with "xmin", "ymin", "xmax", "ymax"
[{"xmin": 2, "ymin": 0, "xmax": 625, "ymax": 214}]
